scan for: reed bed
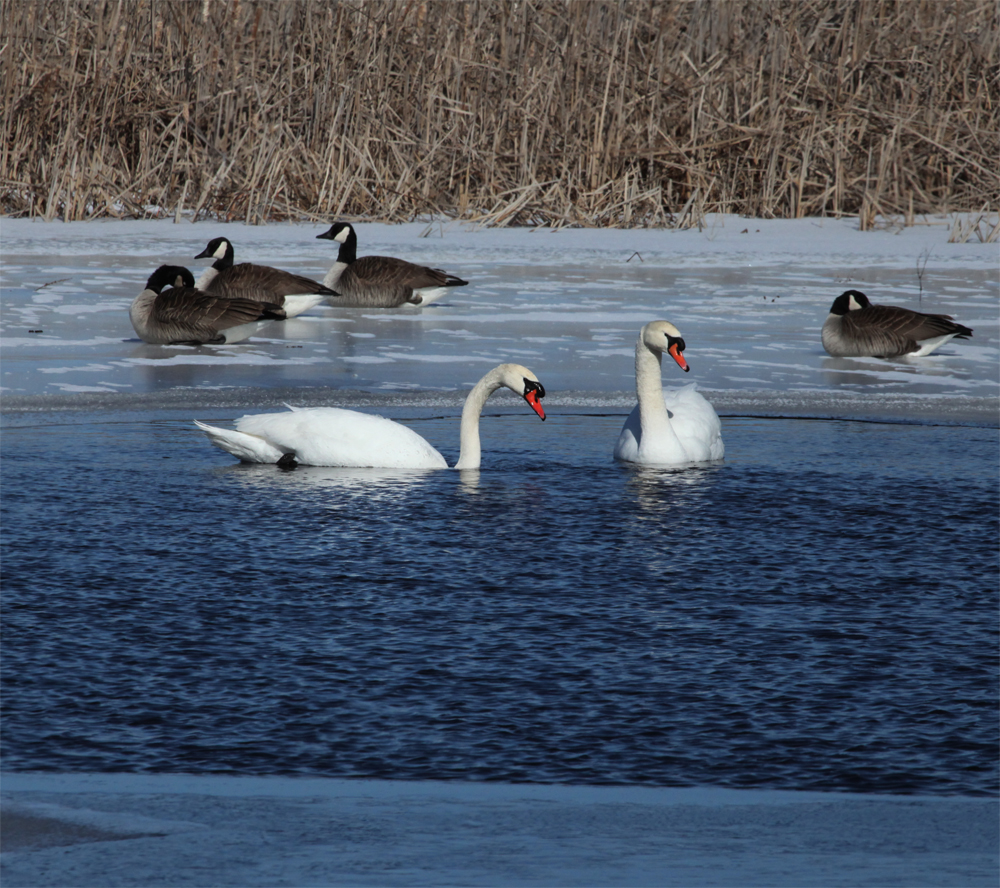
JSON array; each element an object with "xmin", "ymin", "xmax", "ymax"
[{"xmin": 2, "ymin": 0, "xmax": 997, "ymax": 226}]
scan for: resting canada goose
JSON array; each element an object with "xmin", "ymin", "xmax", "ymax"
[
  {"xmin": 194, "ymin": 237, "xmax": 334, "ymax": 317},
  {"xmin": 822, "ymin": 290, "xmax": 974, "ymax": 358},
  {"xmin": 130, "ymin": 265, "xmax": 287, "ymax": 345},
  {"xmin": 315, "ymin": 221, "xmax": 468, "ymax": 307},
  {"xmin": 614, "ymin": 320, "xmax": 724, "ymax": 466},
  {"xmin": 195, "ymin": 363, "xmax": 546, "ymax": 469}
]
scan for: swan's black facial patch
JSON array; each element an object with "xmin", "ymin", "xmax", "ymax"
[
  {"xmin": 666, "ymin": 335, "xmax": 686, "ymax": 353},
  {"xmin": 523, "ymin": 379, "xmax": 545, "ymax": 399}
]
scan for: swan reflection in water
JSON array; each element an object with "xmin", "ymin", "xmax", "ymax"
[
  {"xmin": 621, "ymin": 464, "xmax": 725, "ymax": 591},
  {"xmin": 215, "ymin": 462, "xmax": 438, "ymax": 500},
  {"xmin": 623, "ymin": 463, "xmax": 722, "ymax": 517},
  {"xmin": 457, "ymin": 468, "xmax": 481, "ymax": 494}
]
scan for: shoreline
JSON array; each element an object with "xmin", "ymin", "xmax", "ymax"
[
  {"xmin": 3, "ymin": 387, "xmax": 998, "ymax": 427},
  {"xmin": 3, "ymin": 772, "xmax": 997, "ymax": 887}
]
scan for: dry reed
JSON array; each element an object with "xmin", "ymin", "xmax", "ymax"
[{"xmin": 2, "ymin": 0, "xmax": 997, "ymax": 226}]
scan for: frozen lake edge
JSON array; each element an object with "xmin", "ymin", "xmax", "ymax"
[
  {"xmin": 2, "ymin": 772, "xmax": 997, "ymax": 888},
  {"xmin": 2, "ymin": 213, "xmax": 997, "ymax": 411},
  {"xmin": 3, "ymin": 386, "xmax": 997, "ymax": 427}
]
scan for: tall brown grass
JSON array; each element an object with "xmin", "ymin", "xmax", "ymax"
[{"xmin": 2, "ymin": 0, "xmax": 997, "ymax": 227}]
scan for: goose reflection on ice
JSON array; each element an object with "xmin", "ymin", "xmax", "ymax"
[{"xmin": 821, "ymin": 355, "xmax": 973, "ymax": 389}]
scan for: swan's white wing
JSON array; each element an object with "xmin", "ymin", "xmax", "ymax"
[
  {"xmin": 614, "ymin": 385, "xmax": 724, "ymax": 465},
  {"xmin": 234, "ymin": 407, "xmax": 448, "ymax": 468},
  {"xmin": 614, "ymin": 401, "xmax": 692, "ymax": 465},
  {"xmin": 194, "ymin": 420, "xmax": 286, "ymax": 463},
  {"xmin": 663, "ymin": 384, "xmax": 725, "ymax": 461},
  {"xmin": 613, "ymin": 406, "xmax": 642, "ymax": 462}
]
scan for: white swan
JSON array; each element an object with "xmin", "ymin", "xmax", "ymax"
[
  {"xmin": 614, "ymin": 320, "xmax": 724, "ymax": 466},
  {"xmin": 195, "ymin": 363, "xmax": 546, "ymax": 469}
]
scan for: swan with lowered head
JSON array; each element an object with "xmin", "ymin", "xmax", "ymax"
[
  {"xmin": 130, "ymin": 265, "xmax": 287, "ymax": 345},
  {"xmin": 316, "ymin": 221, "xmax": 468, "ymax": 307},
  {"xmin": 194, "ymin": 237, "xmax": 334, "ymax": 317},
  {"xmin": 614, "ymin": 320, "xmax": 724, "ymax": 466},
  {"xmin": 195, "ymin": 363, "xmax": 546, "ymax": 469},
  {"xmin": 821, "ymin": 289, "xmax": 973, "ymax": 358}
]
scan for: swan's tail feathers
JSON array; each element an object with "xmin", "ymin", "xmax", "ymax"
[
  {"xmin": 194, "ymin": 420, "xmax": 286, "ymax": 464},
  {"xmin": 280, "ymin": 293, "xmax": 327, "ymax": 318}
]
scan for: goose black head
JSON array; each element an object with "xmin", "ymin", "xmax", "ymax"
[
  {"xmin": 316, "ymin": 222, "xmax": 354, "ymax": 245},
  {"xmin": 194, "ymin": 237, "xmax": 234, "ymax": 265},
  {"xmin": 146, "ymin": 265, "xmax": 195, "ymax": 294},
  {"xmin": 829, "ymin": 290, "xmax": 871, "ymax": 315}
]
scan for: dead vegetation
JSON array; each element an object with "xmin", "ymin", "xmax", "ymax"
[{"xmin": 2, "ymin": 0, "xmax": 997, "ymax": 226}]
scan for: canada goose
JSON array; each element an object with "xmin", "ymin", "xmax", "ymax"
[
  {"xmin": 822, "ymin": 290, "xmax": 974, "ymax": 358},
  {"xmin": 614, "ymin": 320, "xmax": 724, "ymax": 466},
  {"xmin": 195, "ymin": 363, "xmax": 545, "ymax": 469},
  {"xmin": 315, "ymin": 221, "xmax": 468, "ymax": 307},
  {"xmin": 194, "ymin": 237, "xmax": 334, "ymax": 317},
  {"xmin": 130, "ymin": 265, "xmax": 287, "ymax": 345}
]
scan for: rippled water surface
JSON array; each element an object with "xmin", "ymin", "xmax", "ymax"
[{"xmin": 3, "ymin": 409, "xmax": 997, "ymax": 795}]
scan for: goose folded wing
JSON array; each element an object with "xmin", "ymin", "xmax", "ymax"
[
  {"xmin": 207, "ymin": 263, "xmax": 336, "ymax": 298},
  {"xmin": 355, "ymin": 256, "xmax": 462, "ymax": 288},
  {"xmin": 153, "ymin": 290, "xmax": 286, "ymax": 330},
  {"xmin": 866, "ymin": 304, "xmax": 968, "ymax": 338},
  {"xmin": 840, "ymin": 307, "xmax": 917, "ymax": 356}
]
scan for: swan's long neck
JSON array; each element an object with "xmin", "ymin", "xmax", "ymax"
[
  {"xmin": 635, "ymin": 336, "xmax": 671, "ymax": 441},
  {"xmin": 454, "ymin": 367, "xmax": 505, "ymax": 470}
]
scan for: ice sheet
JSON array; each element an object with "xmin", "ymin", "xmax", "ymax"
[{"xmin": 1, "ymin": 215, "xmax": 997, "ymax": 422}]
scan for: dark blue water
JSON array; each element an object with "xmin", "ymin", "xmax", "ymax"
[{"xmin": 2, "ymin": 408, "xmax": 997, "ymax": 796}]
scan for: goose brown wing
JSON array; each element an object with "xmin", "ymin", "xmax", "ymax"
[
  {"xmin": 856, "ymin": 304, "xmax": 970, "ymax": 343},
  {"xmin": 353, "ymin": 256, "xmax": 464, "ymax": 289},
  {"xmin": 206, "ymin": 263, "xmax": 335, "ymax": 300},
  {"xmin": 840, "ymin": 307, "xmax": 917, "ymax": 357},
  {"xmin": 153, "ymin": 287, "xmax": 285, "ymax": 334}
]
